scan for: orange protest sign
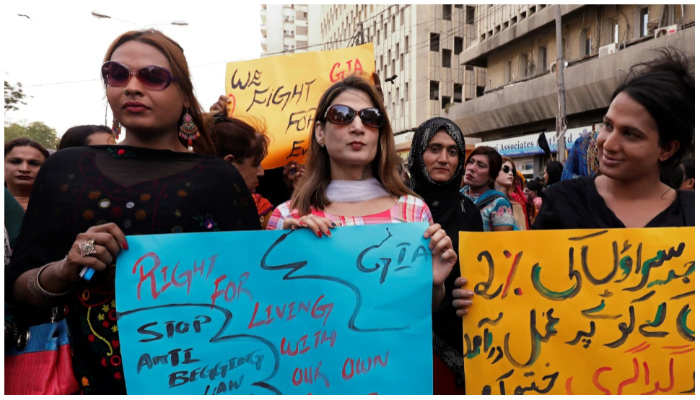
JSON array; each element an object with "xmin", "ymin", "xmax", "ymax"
[
  {"xmin": 459, "ymin": 228, "xmax": 695, "ymax": 395},
  {"xmin": 225, "ymin": 44, "xmax": 376, "ymax": 169}
]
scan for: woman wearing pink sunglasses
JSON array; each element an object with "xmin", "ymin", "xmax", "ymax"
[{"xmin": 5, "ymin": 29, "xmax": 260, "ymax": 395}]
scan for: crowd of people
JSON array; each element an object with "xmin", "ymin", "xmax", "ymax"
[{"xmin": 3, "ymin": 28, "xmax": 694, "ymax": 395}]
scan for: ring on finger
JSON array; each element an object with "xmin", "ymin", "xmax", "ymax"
[{"xmin": 77, "ymin": 239, "xmax": 98, "ymax": 258}]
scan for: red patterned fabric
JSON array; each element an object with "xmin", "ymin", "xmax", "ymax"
[{"xmin": 5, "ymin": 344, "xmax": 79, "ymax": 395}]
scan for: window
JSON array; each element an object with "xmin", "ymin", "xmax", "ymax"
[
  {"xmin": 401, "ymin": 8, "xmax": 404, "ymax": 25},
  {"xmin": 505, "ymin": 61, "xmax": 512, "ymax": 83},
  {"xmin": 611, "ymin": 18, "xmax": 619, "ymax": 44},
  {"xmin": 392, "ymin": 16, "xmax": 395, "ymax": 32},
  {"xmin": 400, "ymin": 53, "xmax": 404, "ymax": 71},
  {"xmin": 400, "ymin": 98, "xmax": 404, "ymax": 117},
  {"xmin": 430, "ymin": 81, "xmax": 439, "ymax": 100},
  {"xmin": 442, "ymin": 96, "xmax": 451, "ymax": 108},
  {"xmin": 392, "ymin": 59, "xmax": 395, "ymax": 75},
  {"xmin": 395, "ymin": 90, "xmax": 399, "ymax": 104},
  {"xmin": 396, "ymin": 43, "xmax": 399, "ymax": 57},
  {"xmin": 466, "ymin": 6, "xmax": 475, "ymax": 24},
  {"xmin": 454, "ymin": 84, "xmax": 463, "ymax": 102},
  {"xmin": 454, "ymin": 37, "xmax": 463, "ymax": 55},
  {"xmin": 430, "ymin": 33, "xmax": 440, "ymax": 52},
  {"xmin": 520, "ymin": 53, "xmax": 529, "ymax": 77},
  {"xmin": 405, "ymin": 83, "xmax": 409, "ymax": 101},
  {"xmin": 465, "ymin": 65, "xmax": 473, "ymax": 71},
  {"xmin": 442, "ymin": 49, "xmax": 451, "ymax": 67},
  {"xmin": 405, "ymin": 36, "xmax": 409, "ymax": 51},
  {"xmin": 388, "ymin": 49, "xmax": 391, "ymax": 63},
  {"xmin": 476, "ymin": 86, "xmax": 485, "ymax": 97},
  {"xmin": 380, "ymin": 55, "xmax": 384, "ymax": 68},
  {"xmin": 442, "ymin": 5, "xmax": 451, "ymax": 20},
  {"xmin": 538, "ymin": 46, "xmax": 547, "ymax": 73},
  {"xmin": 384, "ymin": 23, "xmax": 388, "ymax": 39},
  {"xmin": 455, "ymin": 4, "xmax": 463, "ymax": 8},
  {"xmin": 391, "ymin": 102, "xmax": 395, "ymax": 120},
  {"xmin": 584, "ymin": 29, "xmax": 592, "ymax": 55},
  {"xmin": 640, "ymin": 7, "xmax": 649, "ymax": 36}
]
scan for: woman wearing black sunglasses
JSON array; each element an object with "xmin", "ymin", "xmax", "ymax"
[
  {"xmin": 5, "ymin": 29, "xmax": 259, "ymax": 395},
  {"xmin": 266, "ymin": 74, "xmax": 458, "ymax": 315}
]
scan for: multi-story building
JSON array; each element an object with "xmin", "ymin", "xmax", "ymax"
[
  {"xmin": 320, "ymin": 5, "xmax": 487, "ymax": 161},
  {"xmin": 445, "ymin": 4, "xmax": 695, "ymax": 177},
  {"xmin": 260, "ymin": 4, "xmax": 323, "ymax": 56}
]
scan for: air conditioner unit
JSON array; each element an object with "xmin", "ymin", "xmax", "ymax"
[
  {"xmin": 549, "ymin": 61, "xmax": 569, "ymax": 73},
  {"xmin": 598, "ymin": 43, "xmax": 618, "ymax": 58},
  {"xmin": 655, "ymin": 24, "xmax": 678, "ymax": 38}
]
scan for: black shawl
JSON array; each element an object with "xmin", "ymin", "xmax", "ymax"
[{"xmin": 408, "ymin": 118, "xmax": 484, "ymax": 381}]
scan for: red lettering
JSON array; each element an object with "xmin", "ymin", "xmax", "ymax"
[
  {"xmin": 170, "ymin": 262, "xmax": 193, "ymax": 294},
  {"xmin": 342, "ymin": 358, "xmax": 354, "ymax": 381},
  {"xmin": 281, "ymin": 337, "xmax": 299, "ymax": 357},
  {"xmin": 210, "ymin": 275, "xmax": 228, "ymax": 307},
  {"xmin": 354, "ymin": 59, "xmax": 363, "ymax": 75},
  {"xmin": 292, "ymin": 368, "xmax": 303, "ymax": 386},
  {"xmin": 132, "ymin": 252, "xmax": 161, "ymax": 300},
  {"xmin": 311, "ymin": 295, "xmax": 334, "ymax": 325},
  {"xmin": 341, "ymin": 352, "xmax": 390, "ymax": 381},
  {"xmin": 329, "ymin": 62, "xmax": 343, "ymax": 83},
  {"xmin": 248, "ymin": 302, "xmax": 266, "ymax": 329}
]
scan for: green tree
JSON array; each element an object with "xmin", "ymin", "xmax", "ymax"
[
  {"xmin": 4, "ymin": 121, "xmax": 59, "ymax": 150},
  {"xmin": 4, "ymin": 81, "xmax": 29, "ymax": 113}
]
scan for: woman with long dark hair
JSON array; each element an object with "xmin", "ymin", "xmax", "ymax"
[
  {"xmin": 267, "ymin": 74, "xmax": 457, "ymax": 313},
  {"xmin": 5, "ymin": 29, "xmax": 259, "ymax": 394}
]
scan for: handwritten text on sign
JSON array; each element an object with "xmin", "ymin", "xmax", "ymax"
[
  {"xmin": 224, "ymin": 44, "xmax": 375, "ymax": 169},
  {"xmin": 459, "ymin": 228, "xmax": 694, "ymax": 395},
  {"xmin": 115, "ymin": 223, "xmax": 432, "ymax": 394}
]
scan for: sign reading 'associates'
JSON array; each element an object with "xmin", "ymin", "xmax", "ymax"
[{"xmin": 477, "ymin": 127, "xmax": 593, "ymax": 157}]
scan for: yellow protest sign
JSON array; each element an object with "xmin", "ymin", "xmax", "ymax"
[
  {"xmin": 225, "ymin": 44, "xmax": 376, "ymax": 169},
  {"xmin": 459, "ymin": 228, "xmax": 694, "ymax": 395}
]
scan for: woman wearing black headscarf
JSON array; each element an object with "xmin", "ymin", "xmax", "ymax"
[{"xmin": 408, "ymin": 117, "xmax": 483, "ymax": 395}]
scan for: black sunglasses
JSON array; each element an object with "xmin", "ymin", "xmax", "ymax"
[
  {"xmin": 323, "ymin": 104, "xmax": 384, "ymax": 128},
  {"xmin": 502, "ymin": 165, "xmax": 513, "ymax": 174}
]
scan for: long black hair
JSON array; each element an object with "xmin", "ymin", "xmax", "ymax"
[{"xmin": 611, "ymin": 47, "xmax": 694, "ymax": 175}]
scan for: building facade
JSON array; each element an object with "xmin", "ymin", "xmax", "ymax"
[
  {"xmin": 445, "ymin": 4, "xmax": 695, "ymax": 177},
  {"xmin": 260, "ymin": 4, "xmax": 323, "ymax": 56},
  {"xmin": 319, "ymin": 5, "xmax": 487, "ymax": 161}
]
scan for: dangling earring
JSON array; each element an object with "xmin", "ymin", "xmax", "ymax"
[
  {"xmin": 178, "ymin": 108, "xmax": 199, "ymax": 148},
  {"xmin": 112, "ymin": 118, "xmax": 121, "ymax": 140}
]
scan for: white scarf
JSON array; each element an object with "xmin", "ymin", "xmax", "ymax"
[{"xmin": 326, "ymin": 178, "xmax": 391, "ymax": 203}]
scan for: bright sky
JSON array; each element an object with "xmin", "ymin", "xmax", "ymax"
[{"xmin": 3, "ymin": 1, "xmax": 263, "ymax": 139}]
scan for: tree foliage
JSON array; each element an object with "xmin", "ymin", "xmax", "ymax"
[
  {"xmin": 4, "ymin": 121, "xmax": 59, "ymax": 150},
  {"xmin": 4, "ymin": 81, "xmax": 29, "ymax": 113}
]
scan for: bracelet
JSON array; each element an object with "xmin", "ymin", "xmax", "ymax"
[{"xmin": 27, "ymin": 261, "xmax": 74, "ymax": 299}]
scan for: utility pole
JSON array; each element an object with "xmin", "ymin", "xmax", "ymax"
[{"xmin": 555, "ymin": 5, "xmax": 567, "ymax": 163}]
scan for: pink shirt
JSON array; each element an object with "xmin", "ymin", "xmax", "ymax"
[{"xmin": 267, "ymin": 194, "xmax": 433, "ymax": 230}]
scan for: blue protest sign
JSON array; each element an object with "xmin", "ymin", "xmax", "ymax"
[{"xmin": 115, "ymin": 223, "xmax": 433, "ymax": 395}]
